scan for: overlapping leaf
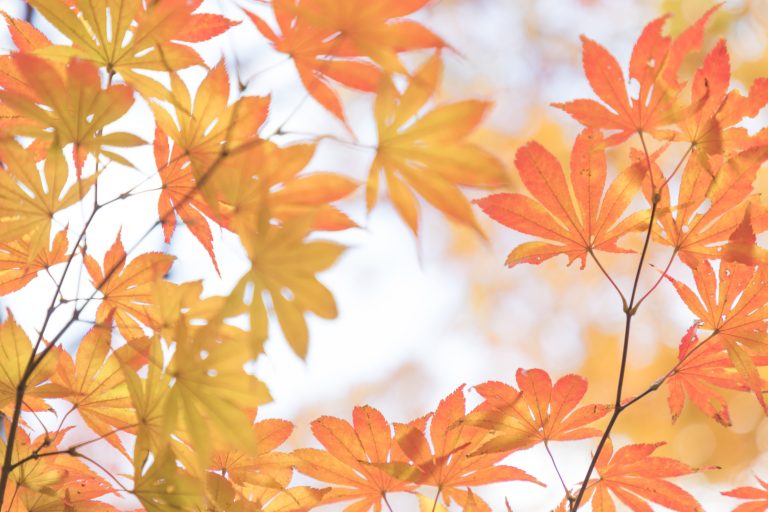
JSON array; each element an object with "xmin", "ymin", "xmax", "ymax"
[
  {"xmin": 51, "ymin": 323, "xmax": 135, "ymax": 456},
  {"xmin": 723, "ymin": 476, "xmax": 768, "ymax": 511},
  {"xmin": 385, "ymin": 386, "xmax": 541, "ymax": 511},
  {"xmin": 0, "ymin": 312, "xmax": 58, "ymax": 415},
  {"xmin": 676, "ymin": 39, "xmax": 768, "ymax": 162},
  {"xmin": 580, "ymin": 439, "xmax": 702, "ymax": 511},
  {"xmin": 369, "ymin": 54, "xmax": 507, "ymax": 235},
  {"xmin": 83, "ymin": 232, "xmax": 175, "ymax": 341},
  {"xmin": 154, "ymin": 127, "xmax": 220, "ymax": 273},
  {"xmin": 666, "ymin": 323, "xmax": 748, "ymax": 426},
  {"xmin": 29, "ymin": 0, "xmax": 236, "ymax": 98},
  {"xmin": 463, "ymin": 368, "xmax": 611, "ymax": 454},
  {"xmin": 647, "ymin": 144, "xmax": 768, "ymax": 266},
  {"xmin": 3, "ymin": 429, "xmax": 119, "ymax": 511},
  {"xmin": 212, "ymin": 141, "xmax": 359, "ymax": 235},
  {"xmin": 293, "ymin": 405, "xmax": 416, "ymax": 511},
  {"xmin": 475, "ymin": 129, "xmax": 647, "ymax": 268},
  {"xmin": 0, "ymin": 229, "xmax": 68, "ymax": 296},
  {"xmin": 163, "ymin": 318, "xmax": 272, "ymax": 471},
  {"xmin": 150, "ymin": 63, "xmax": 269, "ymax": 178},
  {"xmin": 210, "ymin": 416, "xmax": 294, "ymax": 493},
  {"xmin": 666, "ymin": 259, "xmax": 768, "ymax": 411},
  {"xmin": 245, "ymin": 0, "xmax": 443, "ymax": 123},
  {"xmin": 0, "ymin": 54, "xmax": 143, "ymax": 175},
  {"xmin": 132, "ymin": 446, "xmax": 201, "ymax": 512},
  {"xmin": 0, "ymin": 139, "xmax": 93, "ymax": 254},
  {"xmin": 554, "ymin": 8, "xmax": 715, "ymax": 144}
]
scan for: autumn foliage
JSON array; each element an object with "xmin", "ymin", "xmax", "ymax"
[{"xmin": 1, "ymin": 1, "xmax": 768, "ymax": 511}]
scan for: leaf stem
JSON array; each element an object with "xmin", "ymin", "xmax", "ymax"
[
  {"xmin": 588, "ymin": 249, "xmax": 626, "ymax": 306},
  {"xmin": 431, "ymin": 486, "xmax": 442, "ymax": 512},
  {"xmin": 383, "ymin": 493, "xmax": 396, "ymax": 512},
  {"xmin": 544, "ymin": 440, "xmax": 573, "ymax": 502}
]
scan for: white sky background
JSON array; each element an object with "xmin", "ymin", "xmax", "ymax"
[{"xmin": 1, "ymin": 0, "xmax": 765, "ymax": 510}]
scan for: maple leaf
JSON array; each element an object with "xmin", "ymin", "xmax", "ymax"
[
  {"xmin": 257, "ymin": 486, "xmax": 330, "ymax": 512},
  {"xmin": 210, "ymin": 416, "xmax": 294, "ymax": 493},
  {"xmin": 0, "ymin": 311, "xmax": 58, "ymax": 415},
  {"xmin": 0, "ymin": 13, "xmax": 54, "ymax": 131},
  {"xmin": 647, "ymin": 144, "xmax": 768, "ymax": 266},
  {"xmin": 154, "ymin": 127, "xmax": 220, "ymax": 273},
  {"xmin": 2, "ymin": 12, "xmax": 51, "ymax": 54},
  {"xmin": 245, "ymin": 0, "xmax": 443, "ymax": 123},
  {"xmin": 150, "ymin": 63, "xmax": 270, "ymax": 176},
  {"xmin": 384, "ymin": 386, "xmax": 541, "ymax": 511},
  {"xmin": 666, "ymin": 259, "xmax": 768, "ymax": 411},
  {"xmin": 554, "ymin": 8, "xmax": 715, "ymax": 144},
  {"xmin": 675, "ymin": 39, "xmax": 768, "ymax": 162},
  {"xmin": 666, "ymin": 323, "xmax": 748, "ymax": 426},
  {"xmin": 2, "ymin": 429, "xmax": 119, "ymax": 511},
  {"xmin": 475, "ymin": 128, "xmax": 647, "ymax": 268},
  {"xmin": 463, "ymin": 368, "xmax": 611, "ymax": 454},
  {"xmin": 122, "ymin": 338, "xmax": 169, "ymax": 465},
  {"xmin": 293, "ymin": 405, "xmax": 416, "ymax": 511},
  {"xmin": 212, "ymin": 141, "xmax": 359, "ymax": 235},
  {"xmin": 723, "ymin": 476, "xmax": 768, "ymax": 511},
  {"xmin": 580, "ymin": 439, "xmax": 703, "ymax": 511},
  {"xmin": 83, "ymin": 231, "xmax": 175, "ymax": 341},
  {"xmin": 28, "ymin": 0, "xmax": 236, "ymax": 99},
  {"xmin": 163, "ymin": 318, "xmax": 272, "ymax": 471},
  {"xmin": 245, "ymin": 6, "xmax": 379, "ymax": 125},
  {"xmin": 51, "ymin": 322, "xmax": 135, "ymax": 456},
  {"xmin": 0, "ymin": 139, "xmax": 93, "ymax": 256},
  {"xmin": 0, "ymin": 54, "xmax": 144, "ymax": 176},
  {"xmin": 132, "ymin": 446, "xmax": 201, "ymax": 512},
  {"xmin": 0, "ymin": 229, "xmax": 68, "ymax": 296},
  {"xmin": 369, "ymin": 53, "xmax": 508, "ymax": 235},
  {"xmin": 235, "ymin": 219, "xmax": 344, "ymax": 358}
]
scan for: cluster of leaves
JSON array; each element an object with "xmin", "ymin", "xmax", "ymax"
[
  {"xmin": 474, "ymin": 5, "xmax": 768, "ymax": 511},
  {"xmin": 0, "ymin": 0, "xmax": 513, "ymax": 510},
  {"xmin": 2, "ymin": 0, "xmax": 768, "ymax": 510}
]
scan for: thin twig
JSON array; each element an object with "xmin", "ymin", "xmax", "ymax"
[
  {"xmin": 570, "ymin": 130, "xmax": 662, "ymax": 511},
  {"xmin": 544, "ymin": 440, "xmax": 572, "ymax": 503}
]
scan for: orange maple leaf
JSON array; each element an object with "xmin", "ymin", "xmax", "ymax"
[
  {"xmin": 723, "ymin": 476, "xmax": 768, "ymax": 511},
  {"xmin": 385, "ymin": 386, "xmax": 541, "ymax": 511},
  {"xmin": 646, "ymin": 144, "xmax": 768, "ymax": 267},
  {"xmin": 150, "ymin": 63, "xmax": 269, "ymax": 176},
  {"xmin": 666, "ymin": 259, "xmax": 768, "ymax": 412},
  {"xmin": 554, "ymin": 8, "xmax": 715, "ymax": 144},
  {"xmin": 463, "ymin": 368, "xmax": 611, "ymax": 455},
  {"xmin": 51, "ymin": 323, "xmax": 136, "ymax": 457},
  {"xmin": 154, "ymin": 127, "xmax": 220, "ymax": 273},
  {"xmin": 0, "ymin": 54, "xmax": 144, "ymax": 176},
  {"xmin": 245, "ymin": 0, "xmax": 443, "ymax": 123},
  {"xmin": 676, "ymin": 39, "xmax": 768, "ymax": 162},
  {"xmin": 666, "ymin": 323, "xmax": 748, "ymax": 426},
  {"xmin": 581, "ymin": 439, "xmax": 703, "ymax": 511},
  {"xmin": 211, "ymin": 416, "xmax": 294, "ymax": 493},
  {"xmin": 475, "ymin": 129, "xmax": 647, "ymax": 268},
  {"xmin": 0, "ymin": 229, "xmax": 68, "ymax": 296},
  {"xmin": 84, "ymin": 232, "xmax": 175, "ymax": 342},
  {"xmin": 5, "ymin": 429, "xmax": 119, "ymax": 511},
  {"xmin": 293, "ymin": 405, "xmax": 416, "ymax": 511}
]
